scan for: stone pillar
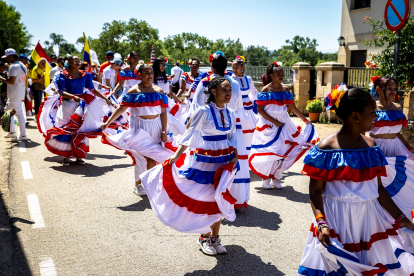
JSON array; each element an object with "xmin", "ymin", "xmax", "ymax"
[
  {"xmin": 314, "ymin": 62, "xmax": 346, "ymax": 122},
  {"xmin": 292, "ymin": 62, "xmax": 312, "ymax": 114}
]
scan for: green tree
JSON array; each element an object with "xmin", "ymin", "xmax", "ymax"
[
  {"xmin": 0, "ymin": 1, "xmax": 32, "ymax": 54},
  {"xmin": 364, "ymin": 17, "xmax": 414, "ymax": 90},
  {"xmin": 245, "ymin": 45, "xmax": 272, "ymax": 66},
  {"xmin": 44, "ymin": 33, "xmax": 79, "ymax": 57},
  {"xmin": 163, "ymin": 33, "xmax": 213, "ymax": 64}
]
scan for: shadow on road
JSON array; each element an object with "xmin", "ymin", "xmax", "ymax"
[
  {"xmin": 12, "ymin": 140, "xmax": 41, "ymax": 149},
  {"xmin": 0, "ymin": 194, "xmax": 33, "ymax": 275},
  {"xmin": 185, "ymin": 245, "xmax": 285, "ymax": 276},
  {"xmin": 222, "ymin": 205, "xmax": 281, "ymax": 231},
  {"xmin": 49, "ymin": 162, "xmax": 131, "ymax": 177},
  {"xmin": 254, "ymin": 185, "xmax": 309, "ymax": 204},
  {"xmin": 117, "ymin": 198, "xmax": 151, "ymax": 212}
]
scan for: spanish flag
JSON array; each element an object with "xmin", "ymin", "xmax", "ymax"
[
  {"xmin": 31, "ymin": 42, "xmax": 51, "ymax": 88},
  {"xmin": 83, "ymin": 32, "xmax": 92, "ymax": 72}
]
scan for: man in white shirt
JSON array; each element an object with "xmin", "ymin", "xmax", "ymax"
[
  {"xmin": 49, "ymin": 56, "xmax": 65, "ymax": 83},
  {"xmin": 102, "ymin": 58, "xmax": 123, "ymax": 89},
  {"xmin": 0, "ymin": 48, "xmax": 28, "ymax": 141},
  {"xmin": 170, "ymin": 62, "xmax": 183, "ymax": 94}
]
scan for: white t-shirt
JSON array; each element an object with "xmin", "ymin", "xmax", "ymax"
[
  {"xmin": 49, "ymin": 66, "xmax": 63, "ymax": 82},
  {"xmin": 7, "ymin": 61, "xmax": 27, "ymax": 101},
  {"xmin": 102, "ymin": 66, "xmax": 116, "ymax": 89},
  {"xmin": 170, "ymin": 66, "xmax": 183, "ymax": 84}
]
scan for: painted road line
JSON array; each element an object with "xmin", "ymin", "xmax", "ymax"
[
  {"xmin": 27, "ymin": 194, "xmax": 45, "ymax": 228},
  {"xmin": 39, "ymin": 257, "xmax": 57, "ymax": 276},
  {"xmin": 18, "ymin": 141, "xmax": 26, "ymax": 152},
  {"xmin": 21, "ymin": 161, "xmax": 33, "ymax": 179}
]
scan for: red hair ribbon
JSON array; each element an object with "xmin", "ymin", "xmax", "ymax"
[
  {"xmin": 273, "ymin": 61, "xmax": 279, "ymax": 66},
  {"xmin": 209, "ymin": 54, "xmax": 214, "ymax": 63}
]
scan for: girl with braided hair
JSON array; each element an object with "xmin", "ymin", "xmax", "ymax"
[
  {"xmin": 190, "ymin": 51, "xmax": 251, "ymax": 210},
  {"xmin": 299, "ymin": 87, "xmax": 414, "ymax": 275},
  {"xmin": 231, "ymin": 55, "xmax": 259, "ymax": 155},
  {"xmin": 368, "ymin": 76, "xmax": 414, "ymax": 221},
  {"xmin": 249, "ymin": 62, "xmax": 318, "ymax": 190},
  {"xmin": 140, "ymin": 76, "xmax": 239, "ymax": 256}
]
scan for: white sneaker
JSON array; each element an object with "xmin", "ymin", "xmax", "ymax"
[
  {"xmin": 271, "ymin": 179, "xmax": 283, "ymax": 189},
  {"xmin": 133, "ymin": 184, "xmax": 147, "ymax": 196},
  {"xmin": 197, "ymin": 236, "xmax": 217, "ymax": 255},
  {"xmin": 18, "ymin": 136, "xmax": 28, "ymax": 141},
  {"xmin": 211, "ymin": 236, "xmax": 227, "ymax": 254},
  {"xmin": 4, "ymin": 133, "xmax": 16, "ymax": 138},
  {"xmin": 262, "ymin": 179, "xmax": 273, "ymax": 190}
]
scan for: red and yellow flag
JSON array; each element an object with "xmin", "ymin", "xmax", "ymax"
[{"xmin": 31, "ymin": 42, "xmax": 52, "ymax": 87}]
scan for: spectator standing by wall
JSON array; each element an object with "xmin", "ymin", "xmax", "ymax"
[
  {"xmin": 49, "ymin": 56, "xmax": 65, "ymax": 83},
  {"xmin": 0, "ymin": 49, "xmax": 27, "ymax": 141},
  {"xmin": 31, "ymin": 58, "xmax": 47, "ymax": 114}
]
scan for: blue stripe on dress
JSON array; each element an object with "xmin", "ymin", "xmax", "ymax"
[
  {"xmin": 233, "ymin": 178, "xmax": 251, "ymax": 183},
  {"xmin": 375, "ymin": 110, "xmax": 406, "ymax": 122},
  {"xmin": 202, "ymin": 135, "xmax": 227, "ymax": 141},
  {"xmin": 121, "ymin": 92, "xmax": 168, "ymax": 105},
  {"xmin": 251, "ymin": 126, "xmax": 283, "ymax": 149},
  {"xmin": 194, "ymin": 153, "xmax": 234, "ymax": 163},
  {"xmin": 180, "ymin": 168, "xmax": 215, "ymax": 185},
  {"xmin": 385, "ymin": 156, "xmax": 407, "ymax": 197}
]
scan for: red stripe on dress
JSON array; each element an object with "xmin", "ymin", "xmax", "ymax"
[
  {"xmin": 234, "ymin": 202, "xmax": 248, "ymax": 209},
  {"xmin": 238, "ymin": 155, "xmax": 248, "ymax": 160},
  {"xmin": 162, "ymin": 161, "xmax": 236, "ymax": 215},
  {"xmin": 292, "ymin": 126, "xmax": 302, "ymax": 138},
  {"xmin": 195, "ymin": 147, "xmax": 234, "ymax": 157},
  {"xmin": 256, "ymin": 99, "xmax": 294, "ymax": 106},
  {"xmin": 120, "ymin": 100, "xmax": 169, "ymax": 108},
  {"xmin": 373, "ymin": 118, "xmax": 408, "ymax": 128},
  {"xmin": 163, "ymin": 142, "xmax": 186, "ymax": 168},
  {"xmin": 236, "ymin": 118, "xmax": 241, "ymax": 123},
  {"xmin": 169, "ymin": 103, "xmax": 180, "ymax": 116},
  {"xmin": 36, "ymin": 100, "xmax": 46, "ymax": 136},
  {"xmin": 255, "ymin": 125, "xmax": 272, "ymax": 132},
  {"xmin": 301, "ymin": 164, "xmax": 387, "ymax": 182},
  {"xmin": 310, "ymin": 223, "xmax": 399, "ymax": 253},
  {"xmin": 243, "ymin": 101, "xmax": 253, "ymax": 106},
  {"xmin": 242, "ymin": 129, "xmax": 255, "ymax": 134}
]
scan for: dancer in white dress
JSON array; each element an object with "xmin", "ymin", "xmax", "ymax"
[
  {"xmin": 140, "ymin": 76, "xmax": 239, "ymax": 256},
  {"xmin": 249, "ymin": 62, "xmax": 318, "ymax": 190},
  {"xmin": 191, "ymin": 51, "xmax": 250, "ymax": 209},
  {"xmin": 299, "ymin": 87, "xmax": 414, "ymax": 275},
  {"xmin": 231, "ymin": 55, "xmax": 259, "ymax": 155},
  {"xmin": 101, "ymin": 64, "xmax": 174, "ymax": 196},
  {"xmin": 368, "ymin": 76, "xmax": 414, "ymax": 219}
]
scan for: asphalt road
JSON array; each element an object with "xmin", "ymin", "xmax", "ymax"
[{"xmin": 4, "ymin": 115, "xmax": 316, "ymax": 276}]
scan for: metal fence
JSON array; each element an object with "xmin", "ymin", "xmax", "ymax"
[
  {"xmin": 244, "ymin": 66, "xmax": 292, "ymax": 84},
  {"xmin": 345, "ymin": 67, "xmax": 378, "ymax": 88}
]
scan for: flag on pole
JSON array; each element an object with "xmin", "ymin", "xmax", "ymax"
[
  {"xmin": 150, "ymin": 42, "xmax": 155, "ymax": 65},
  {"xmin": 30, "ymin": 42, "xmax": 52, "ymax": 88},
  {"xmin": 83, "ymin": 32, "xmax": 92, "ymax": 72}
]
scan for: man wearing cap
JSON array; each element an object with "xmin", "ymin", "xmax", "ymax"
[
  {"xmin": 102, "ymin": 58, "xmax": 123, "ymax": 90},
  {"xmin": 97, "ymin": 51, "xmax": 114, "ymax": 83},
  {"xmin": 0, "ymin": 49, "xmax": 28, "ymax": 141},
  {"xmin": 49, "ymin": 54, "xmax": 57, "ymax": 68}
]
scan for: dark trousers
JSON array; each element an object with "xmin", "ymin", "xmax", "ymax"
[{"xmin": 33, "ymin": 90, "xmax": 43, "ymax": 114}]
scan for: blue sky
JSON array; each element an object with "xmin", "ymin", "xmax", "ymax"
[{"xmin": 7, "ymin": 0, "xmax": 342, "ymax": 53}]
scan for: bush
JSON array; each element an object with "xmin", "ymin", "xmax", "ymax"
[{"xmin": 306, "ymin": 98, "xmax": 323, "ymax": 113}]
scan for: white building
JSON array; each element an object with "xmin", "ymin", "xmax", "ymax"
[{"xmin": 338, "ymin": 0, "xmax": 413, "ymax": 67}]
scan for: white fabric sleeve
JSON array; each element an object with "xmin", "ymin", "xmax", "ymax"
[
  {"xmin": 248, "ymin": 77, "xmax": 259, "ymax": 102},
  {"xmin": 227, "ymin": 112, "xmax": 237, "ymax": 148},
  {"xmin": 8, "ymin": 65, "xmax": 18, "ymax": 77},
  {"xmin": 233, "ymin": 82, "xmax": 249, "ymax": 121},
  {"xmin": 190, "ymin": 80, "xmax": 208, "ymax": 117},
  {"xmin": 103, "ymin": 68, "xmax": 111, "ymax": 81},
  {"xmin": 178, "ymin": 106, "xmax": 207, "ymax": 148}
]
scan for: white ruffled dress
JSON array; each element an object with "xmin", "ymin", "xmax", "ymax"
[
  {"xmin": 191, "ymin": 74, "xmax": 250, "ymax": 209},
  {"xmin": 101, "ymin": 92, "xmax": 175, "ymax": 182},
  {"xmin": 140, "ymin": 103, "xmax": 238, "ymax": 233},
  {"xmin": 299, "ymin": 146, "xmax": 414, "ymax": 275},
  {"xmin": 370, "ymin": 109, "xmax": 414, "ymax": 219},
  {"xmin": 231, "ymin": 74, "xmax": 259, "ymax": 155},
  {"xmin": 249, "ymin": 91, "xmax": 319, "ymax": 180}
]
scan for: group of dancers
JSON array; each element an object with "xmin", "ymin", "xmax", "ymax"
[{"xmin": 34, "ymin": 49, "xmax": 414, "ymax": 274}]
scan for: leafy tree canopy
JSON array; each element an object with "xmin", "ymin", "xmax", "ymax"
[{"xmin": 0, "ymin": 1, "xmax": 32, "ymax": 55}]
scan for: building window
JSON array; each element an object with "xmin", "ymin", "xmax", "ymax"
[
  {"xmin": 350, "ymin": 50, "xmax": 367, "ymax": 67},
  {"xmin": 351, "ymin": 0, "xmax": 371, "ymax": 10}
]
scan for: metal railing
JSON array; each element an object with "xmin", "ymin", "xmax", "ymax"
[
  {"xmin": 346, "ymin": 67, "xmax": 378, "ymax": 88},
  {"xmin": 244, "ymin": 66, "xmax": 292, "ymax": 84}
]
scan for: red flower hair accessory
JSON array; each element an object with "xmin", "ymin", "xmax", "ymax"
[
  {"xmin": 371, "ymin": 76, "xmax": 380, "ymax": 83},
  {"xmin": 273, "ymin": 61, "xmax": 279, "ymax": 67},
  {"xmin": 209, "ymin": 54, "xmax": 214, "ymax": 63}
]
